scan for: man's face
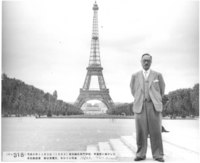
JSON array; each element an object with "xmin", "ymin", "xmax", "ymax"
[{"xmin": 141, "ymin": 55, "xmax": 152, "ymax": 71}]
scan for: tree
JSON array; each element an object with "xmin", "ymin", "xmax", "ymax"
[
  {"xmin": 66, "ymin": 105, "xmax": 84, "ymax": 115},
  {"xmin": 190, "ymin": 83, "xmax": 199, "ymax": 116},
  {"xmin": 106, "ymin": 108, "xmax": 115, "ymax": 115},
  {"xmin": 106, "ymin": 103, "xmax": 133, "ymax": 115},
  {"xmin": 165, "ymin": 86, "xmax": 197, "ymax": 118},
  {"xmin": 53, "ymin": 90, "xmax": 58, "ymax": 100},
  {"xmin": 1, "ymin": 74, "xmax": 83, "ymax": 116},
  {"xmin": 2, "ymin": 73, "xmax": 7, "ymax": 80},
  {"xmin": 47, "ymin": 110, "xmax": 52, "ymax": 117}
]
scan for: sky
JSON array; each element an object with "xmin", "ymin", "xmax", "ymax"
[{"xmin": 2, "ymin": 0, "xmax": 199, "ymax": 103}]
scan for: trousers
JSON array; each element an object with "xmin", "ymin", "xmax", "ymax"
[{"xmin": 135, "ymin": 100, "xmax": 164, "ymax": 159}]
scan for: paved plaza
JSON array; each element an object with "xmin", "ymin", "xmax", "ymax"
[{"xmin": 86, "ymin": 119, "xmax": 199, "ymax": 162}]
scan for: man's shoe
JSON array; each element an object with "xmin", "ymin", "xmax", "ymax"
[
  {"xmin": 134, "ymin": 157, "xmax": 146, "ymax": 161},
  {"xmin": 155, "ymin": 158, "xmax": 165, "ymax": 162}
]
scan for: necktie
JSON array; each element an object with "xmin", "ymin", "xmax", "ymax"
[{"xmin": 144, "ymin": 71, "xmax": 148, "ymax": 80}]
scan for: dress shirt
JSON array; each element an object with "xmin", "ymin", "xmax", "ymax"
[{"xmin": 143, "ymin": 69, "xmax": 150, "ymax": 80}]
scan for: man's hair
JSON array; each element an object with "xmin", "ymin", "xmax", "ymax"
[{"xmin": 141, "ymin": 53, "xmax": 152, "ymax": 60}]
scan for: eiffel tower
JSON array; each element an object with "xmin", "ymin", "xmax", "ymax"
[{"xmin": 75, "ymin": 1, "xmax": 114, "ymax": 110}]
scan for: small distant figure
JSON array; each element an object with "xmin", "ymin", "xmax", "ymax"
[{"xmin": 130, "ymin": 53, "xmax": 165, "ymax": 162}]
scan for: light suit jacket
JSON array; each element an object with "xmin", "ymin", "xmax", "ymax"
[{"xmin": 130, "ymin": 70, "xmax": 165, "ymax": 113}]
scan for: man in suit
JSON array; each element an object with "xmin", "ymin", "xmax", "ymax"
[{"xmin": 130, "ymin": 53, "xmax": 165, "ymax": 162}]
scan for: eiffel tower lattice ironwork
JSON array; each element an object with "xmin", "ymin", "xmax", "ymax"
[{"xmin": 75, "ymin": 2, "xmax": 114, "ymax": 110}]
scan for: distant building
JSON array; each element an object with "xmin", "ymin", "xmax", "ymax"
[{"xmin": 82, "ymin": 103, "xmax": 107, "ymax": 114}]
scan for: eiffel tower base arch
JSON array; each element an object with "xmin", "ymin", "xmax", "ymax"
[{"xmin": 75, "ymin": 89, "xmax": 114, "ymax": 110}]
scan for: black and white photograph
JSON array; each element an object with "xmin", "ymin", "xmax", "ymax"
[{"xmin": 1, "ymin": 0, "xmax": 199, "ymax": 162}]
